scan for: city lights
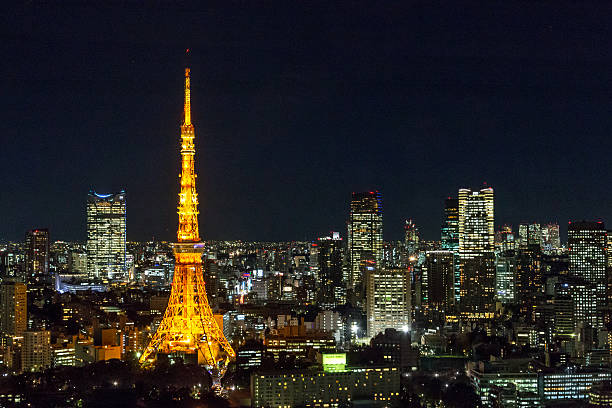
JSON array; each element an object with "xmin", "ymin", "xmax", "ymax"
[{"xmin": 1, "ymin": 3, "xmax": 611, "ymax": 408}]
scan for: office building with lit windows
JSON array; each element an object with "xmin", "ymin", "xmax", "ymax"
[
  {"xmin": 495, "ymin": 250, "xmax": 516, "ymax": 303},
  {"xmin": 471, "ymin": 361, "xmax": 611, "ymax": 407},
  {"xmin": 0, "ymin": 282, "xmax": 27, "ymax": 337},
  {"xmin": 86, "ymin": 191, "xmax": 127, "ymax": 279},
  {"xmin": 22, "ymin": 330, "xmax": 51, "ymax": 372},
  {"xmin": 540, "ymin": 223, "xmax": 561, "ymax": 253},
  {"xmin": 589, "ymin": 383, "xmax": 612, "ymax": 406},
  {"xmin": 348, "ymin": 191, "xmax": 383, "ymax": 307},
  {"xmin": 366, "ymin": 267, "xmax": 411, "ymax": 338},
  {"xmin": 515, "ymin": 243, "xmax": 543, "ymax": 316},
  {"xmin": 556, "ymin": 275, "xmax": 597, "ymax": 333},
  {"xmin": 314, "ymin": 232, "xmax": 345, "ymax": 308},
  {"xmin": 404, "ymin": 219, "xmax": 420, "ymax": 258},
  {"xmin": 568, "ymin": 221, "xmax": 607, "ymax": 329},
  {"xmin": 441, "ymin": 197, "xmax": 460, "ymax": 302},
  {"xmin": 518, "ymin": 223, "xmax": 541, "ymax": 248},
  {"xmin": 424, "ymin": 250, "xmax": 455, "ymax": 312},
  {"xmin": 251, "ymin": 354, "xmax": 400, "ymax": 408},
  {"xmin": 539, "ymin": 368, "xmax": 611, "ymax": 401},
  {"xmin": 24, "ymin": 228, "xmax": 49, "ymax": 285},
  {"xmin": 458, "ymin": 187, "xmax": 495, "ymax": 318}
]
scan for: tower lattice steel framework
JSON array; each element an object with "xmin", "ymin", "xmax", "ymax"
[{"xmin": 139, "ymin": 64, "xmax": 235, "ymax": 385}]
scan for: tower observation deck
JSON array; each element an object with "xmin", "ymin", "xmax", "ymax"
[{"xmin": 139, "ymin": 62, "xmax": 235, "ymax": 387}]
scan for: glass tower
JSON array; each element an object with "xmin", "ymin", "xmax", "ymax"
[
  {"xmin": 441, "ymin": 197, "xmax": 460, "ymax": 302},
  {"xmin": 315, "ymin": 233, "xmax": 345, "ymax": 308},
  {"xmin": 86, "ymin": 191, "xmax": 127, "ymax": 280},
  {"xmin": 568, "ymin": 221, "xmax": 607, "ymax": 329},
  {"xmin": 24, "ymin": 228, "xmax": 49, "ymax": 285},
  {"xmin": 347, "ymin": 191, "xmax": 383, "ymax": 307},
  {"xmin": 458, "ymin": 187, "xmax": 495, "ymax": 318}
]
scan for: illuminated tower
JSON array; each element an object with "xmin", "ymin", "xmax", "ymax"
[
  {"xmin": 347, "ymin": 191, "xmax": 383, "ymax": 308},
  {"xmin": 441, "ymin": 197, "xmax": 460, "ymax": 302},
  {"xmin": 458, "ymin": 187, "xmax": 495, "ymax": 318},
  {"xmin": 24, "ymin": 228, "xmax": 50, "ymax": 285},
  {"xmin": 568, "ymin": 221, "xmax": 607, "ymax": 330},
  {"xmin": 140, "ymin": 65, "xmax": 235, "ymax": 386},
  {"xmin": 86, "ymin": 191, "xmax": 126, "ymax": 280}
]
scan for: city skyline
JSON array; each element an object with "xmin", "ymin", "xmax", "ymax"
[
  {"xmin": 3, "ymin": 3, "xmax": 612, "ymax": 242},
  {"xmin": 3, "ymin": 4, "xmax": 612, "ymax": 407}
]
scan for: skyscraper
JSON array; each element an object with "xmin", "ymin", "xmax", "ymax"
[
  {"xmin": 404, "ymin": 219, "xmax": 420, "ymax": 258},
  {"xmin": 366, "ymin": 267, "xmax": 411, "ymax": 338},
  {"xmin": 0, "ymin": 282, "xmax": 27, "ymax": 337},
  {"xmin": 568, "ymin": 221, "xmax": 607, "ymax": 329},
  {"xmin": 458, "ymin": 187, "xmax": 495, "ymax": 318},
  {"xmin": 495, "ymin": 250, "xmax": 516, "ymax": 303},
  {"xmin": 347, "ymin": 191, "xmax": 383, "ymax": 307},
  {"xmin": 24, "ymin": 228, "xmax": 50, "ymax": 285},
  {"xmin": 495, "ymin": 225, "xmax": 515, "ymax": 252},
  {"xmin": 441, "ymin": 197, "xmax": 460, "ymax": 302},
  {"xmin": 315, "ymin": 232, "xmax": 345, "ymax": 308},
  {"xmin": 518, "ymin": 223, "xmax": 541, "ymax": 248},
  {"xmin": 424, "ymin": 251, "xmax": 455, "ymax": 312},
  {"xmin": 515, "ymin": 242, "xmax": 542, "ymax": 318},
  {"xmin": 540, "ymin": 223, "xmax": 561, "ymax": 253},
  {"xmin": 86, "ymin": 191, "xmax": 127, "ymax": 279},
  {"xmin": 441, "ymin": 198, "xmax": 459, "ymax": 250}
]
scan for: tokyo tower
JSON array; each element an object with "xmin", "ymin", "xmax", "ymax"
[{"xmin": 139, "ymin": 63, "xmax": 235, "ymax": 387}]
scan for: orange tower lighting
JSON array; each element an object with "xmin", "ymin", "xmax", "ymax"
[{"xmin": 139, "ymin": 64, "xmax": 235, "ymax": 387}]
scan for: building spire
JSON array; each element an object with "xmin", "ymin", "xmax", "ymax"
[
  {"xmin": 184, "ymin": 67, "xmax": 191, "ymax": 126},
  {"xmin": 177, "ymin": 61, "xmax": 198, "ymax": 242}
]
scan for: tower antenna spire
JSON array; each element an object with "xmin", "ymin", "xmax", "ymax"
[{"xmin": 184, "ymin": 50, "xmax": 191, "ymax": 126}]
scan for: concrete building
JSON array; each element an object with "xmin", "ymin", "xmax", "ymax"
[
  {"xmin": 366, "ymin": 267, "xmax": 411, "ymax": 338},
  {"xmin": 22, "ymin": 331, "xmax": 51, "ymax": 372},
  {"xmin": 0, "ymin": 282, "xmax": 27, "ymax": 337},
  {"xmin": 251, "ymin": 355, "xmax": 400, "ymax": 407}
]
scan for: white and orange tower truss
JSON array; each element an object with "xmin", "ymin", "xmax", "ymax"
[{"xmin": 140, "ymin": 65, "xmax": 235, "ymax": 386}]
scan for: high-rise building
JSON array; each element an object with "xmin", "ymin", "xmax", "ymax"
[
  {"xmin": 518, "ymin": 223, "xmax": 541, "ymax": 248},
  {"xmin": 441, "ymin": 198, "xmax": 459, "ymax": 250},
  {"xmin": 404, "ymin": 219, "xmax": 420, "ymax": 258},
  {"xmin": 458, "ymin": 187, "xmax": 495, "ymax": 318},
  {"xmin": 366, "ymin": 267, "xmax": 411, "ymax": 338},
  {"xmin": 570, "ymin": 279, "xmax": 598, "ymax": 336},
  {"xmin": 568, "ymin": 221, "xmax": 607, "ymax": 329},
  {"xmin": 441, "ymin": 197, "xmax": 460, "ymax": 302},
  {"xmin": 495, "ymin": 225, "xmax": 515, "ymax": 252},
  {"xmin": 86, "ymin": 191, "xmax": 127, "ymax": 279},
  {"xmin": 315, "ymin": 232, "xmax": 345, "ymax": 308},
  {"xmin": 554, "ymin": 275, "xmax": 599, "ymax": 339},
  {"xmin": 552, "ymin": 292, "xmax": 574, "ymax": 340},
  {"xmin": 0, "ymin": 282, "xmax": 27, "ymax": 337},
  {"xmin": 348, "ymin": 191, "xmax": 383, "ymax": 307},
  {"xmin": 24, "ymin": 228, "xmax": 49, "ymax": 285},
  {"xmin": 424, "ymin": 251, "xmax": 455, "ymax": 312},
  {"xmin": 540, "ymin": 223, "xmax": 561, "ymax": 253},
  {"xmin": 516, "ymin": 247, "xmax": 543, "ymax": 321},
  {"xmin": 22, "ymin": 330, "xmax": 51, "ymax": 372},
  {"xmin": 495, "ymin": 250, "xmax": 516, "ymax": 303}
]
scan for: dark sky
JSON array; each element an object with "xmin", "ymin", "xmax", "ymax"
[{"xmin": 2, "ymin": 2, "xmax": 612, "ymax": 243}]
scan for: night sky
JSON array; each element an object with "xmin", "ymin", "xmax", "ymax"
[{"xmin": 2, "ymin": 2, "xmax": 612, "ymax": 243}]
